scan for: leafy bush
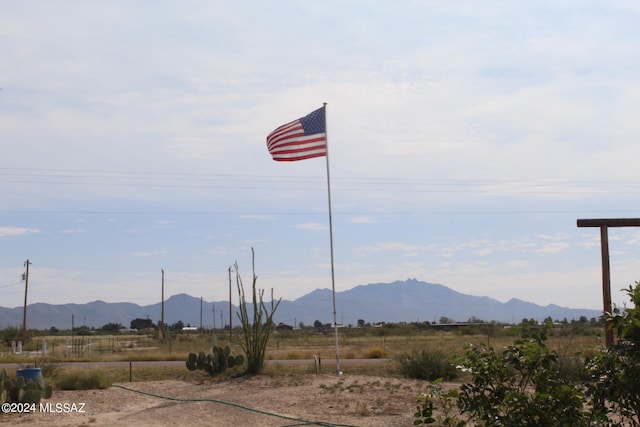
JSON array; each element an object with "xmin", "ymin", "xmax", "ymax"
[
  {"xmin": 556, "ymin": 355, "xmax": 589, "ymax": 382},
  {"xmin": 284, "ymin": 351, "xmax": 303, "ymax": 359},
  {"xmin": 414, "ymin": 379, "xmax": 464, "ymax": 427},
  {"xmin": 55, "ymin": 370, "xmax": 111, "ymax": 390},
  {"xmin": 585, "ymin": 282, "xmax": 640, "ymax": 426},
  {"xmin": 455, "ymin": 337, "xmax": 591, "ymax": 427},
  {"xmin": 397, "ymin": 349, "xmax": 458, "ymax": 381},
  {"xmin": 36, "ymin": 357, "xmax": 61, "ymax": 378},
  {"xmin": 365, "ymin": 347, "xmax": 389, "ymax": 359},
  {"xmin": 0, "ymin": 326, "xmax": 20, "ymax": 347},
  {"xmin": 414, "ymin": 283, "xmax": 640, "ymax": 426}
]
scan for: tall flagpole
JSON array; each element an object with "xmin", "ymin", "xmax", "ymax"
[{"xmin": 323, "ymin": 102, "xmax": 342, "ymax": 375}]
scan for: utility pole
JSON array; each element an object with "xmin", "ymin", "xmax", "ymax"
[
  {"xmin": 21, "ymin": 260, "xmax": 31, "ymax": 344},
  {"xmin": 161, "ymin": 269, "xmax": 165, "ymax": 340},
  {"xmin": 228, "ymin": 266, "xmax": 232, "ymax": 340},
  {"xmin": 200, "ymin": 296, "xmax": 203, "ymax": 331}
]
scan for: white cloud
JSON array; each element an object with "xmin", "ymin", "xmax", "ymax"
[
  {"xmin": 294, "ymin": 223, "xmax": 328, "ymax": 231},
  {"xmin": 349, "ymin": 216, "xmax": 378, "ymax": 224},
  {"xmin": 622, "ymin": 231, "xmax": 640, "ymax": 246},
  {"xmin": 0, "ymin": 226, "xmax": 39, "ymax": 238},
  {"xmin": 538, "ymin": 233, "xmax": 571, "ymax": 241},
  {"xmin": 578, "ymin": 235, "xmax": 601, "ymax": 249},
  {"xmin": 206, "ymin": 246, "xmax": 231, "ymax": 256},
  {"xmin": 355, "ymin": 242, "xmax": 429, "ymax": 254},
  {"xmin": 534, "ymin": 242, "xmax": 570, "ymax": 254}
]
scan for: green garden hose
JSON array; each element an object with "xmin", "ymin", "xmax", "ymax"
[{"xmin": 113, "ymin": 384, "xmax": 362, "ymax": 427}]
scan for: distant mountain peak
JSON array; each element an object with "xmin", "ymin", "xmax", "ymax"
[{"xmin": 0, "ymin": 279, "xmax": 602, "ymax": 329}]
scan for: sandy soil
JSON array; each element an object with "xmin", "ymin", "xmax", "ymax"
[{"xmin": 1, "ymin": 373, "xmax": 438, "ymax": 427}]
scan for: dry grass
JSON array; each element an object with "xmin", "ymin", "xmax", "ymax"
[
  {"xmin": 41, "ymin": 358, "xmax": 400, "ymax": 389},
  {"xmin": 0, "ymin": 327, "xmax": 603, "ymax": 396},
  {"xmin": 3, "ymin": 326, "xmax": 603, "ymax": 368}
]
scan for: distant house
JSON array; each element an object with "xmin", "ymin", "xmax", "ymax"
[
  {"xmin": 276, "ymin": 323, "xmax": 293, "ymax": 331},
  {"xmin": 182, "ymin": 326, "xmax": 198, "ymax": 332}
]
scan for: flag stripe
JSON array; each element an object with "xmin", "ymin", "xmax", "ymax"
[
  {"xmin": 268, "ymin": 138, "xmax": 327, "ymax": 161},
  {"xmin": 266, "ymin": 121, "xmax": 302, "ymax": 148},
  {"xmin": 268, "ymin": 135, "xmax": 326, "ymax": 152},
  {"xmin": 266, "ymin": 107, "xmax": 327, "ymax": 162}
]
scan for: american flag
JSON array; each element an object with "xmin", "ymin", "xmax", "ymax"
[{"xmin": 266, "ymin": 106, "xmax": 327, "ymax": 161}]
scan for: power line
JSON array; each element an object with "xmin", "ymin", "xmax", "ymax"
[
  {"xmin": 0, "ymin": 280, "xmax": 23, "ymax": 289},
  {"xmin": 0, "ymin": 208, "xmax": 636, "ymax": 216},
  {"xmin": 1, "ymin": 167, "xmax": 639, "ymax": 218},
  {"xmin": 2, "ymin": 177, "xmax": 640, "ymax": 196},
  {"xmin": 1, "ymin": 167, "xmax": 639, "ymax": 192}
]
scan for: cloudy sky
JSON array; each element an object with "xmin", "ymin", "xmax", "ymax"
[{"xmin": 2, "ymin": 1, "xmax": 640, "ymax": 315}]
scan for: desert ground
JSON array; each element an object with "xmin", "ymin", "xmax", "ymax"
[{"xmin": 1, "ymin": 373, "xmax": 443, "ymax": 427}]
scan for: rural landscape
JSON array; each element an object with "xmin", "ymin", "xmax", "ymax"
[
  {"xmin": 1, "ymin": 278, "xmax": 639, "ymax": 426},
  {"xmin": 3, "ymin": 1, "xmax": 640, "ymax": 426}
]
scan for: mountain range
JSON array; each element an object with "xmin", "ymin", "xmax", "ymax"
[{"xmin": 0, "ymin": 279, "xmax": 602, "ymax": 330}]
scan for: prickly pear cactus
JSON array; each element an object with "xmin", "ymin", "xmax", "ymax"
[
  {"xmin": 185, "ymin": 345, "xmax": 244, "ymax": 376},
  {"xmin": 0, "ymin": 368, "xmax": 52, "ymax": 404},
  {"xmin": 1, "ymin": 369, "xmax": 8, "ymax": 404},
  {"xmin": 185, "ymin": 353, "xmax": 197, "ymax": 371}
]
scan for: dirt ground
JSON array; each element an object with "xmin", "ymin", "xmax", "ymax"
[{"xmin": 1, "ymin": 373, "xmax": 442, "ymax": 427}]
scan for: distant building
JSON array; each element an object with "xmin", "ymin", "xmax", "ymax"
[{"xmin": 276, "ymin": 323, "xmax": 293, "ymax": 331}]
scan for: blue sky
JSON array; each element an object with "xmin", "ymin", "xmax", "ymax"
[{"xmin": 2, "ymin": 1, "xmax": 640, "ymax": 313}]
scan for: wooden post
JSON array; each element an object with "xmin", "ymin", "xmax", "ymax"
[
  {"xmin": 577, "ymin": 218, "xmax": 640, "ymax": 347},
  {"xmin": 599, "ymin": 226, "xmax": 614, "ymax": 348}
]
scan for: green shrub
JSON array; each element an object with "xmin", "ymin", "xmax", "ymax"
[
  {"xmin": 365, "ymin": 347, "xmax": 389, "ymax": 359},
  {"xmin": 456, "ymin": 340, "xmax": 590, "ymax": 426},
  {"xmin": 36, "ymin": 357, "xmax": 61, "ymax": 378},
  {"xmin": 284, "ymin": 351, "xmax": 302, "ymax": 360},
  {"xmin": 414, "ymin": 284, "xmax": 640, "ymax": 427},
  {"xmin": 414, "ymin": 379, "xmax": 464, "ymax": 427},
  {"xmin": 397, "ymin": 349, "xmax": 458, "ymax": 381},
  {"xmin": 0, "ymin": 326, "xmax": 20, "ymax": 347},
  {"xmin": 55, "ymin": 370, "xmax": 111, "ymax": 390},
  {"xmin": 556, "ymin": 355, "xmax": 589, "ymax": 382},
  {"xmin": 585, "ymin": 282, "xmax": 640, "ymax": 426}
]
